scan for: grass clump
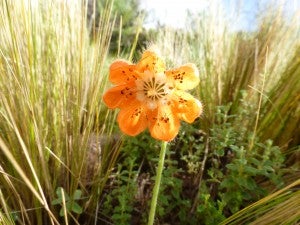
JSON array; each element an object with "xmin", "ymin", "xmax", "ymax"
[{"xmin": 0, "ymin": 0, "xmax": 117, "ymax": 224}]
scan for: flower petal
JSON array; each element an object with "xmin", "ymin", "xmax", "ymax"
[
  {"xmin": 117, "ymin": 101, "xmax": 148, "ymax": 136},
  {"xmin": 171, "ymin": 90, "xmax": 202, "ymax": 123},
  {"xmin": 103, "ymin": 82, "xmax": 136, "ymax": 109},
  {"xmin": 136, "ymin": 50, "xmax": 165, "ymax": 74},
  {"xmin": 109, "ymin": 60, "xmax": 139, "ymax": 85},
  {"xmin": 166, "ymin": 63, "xmax": 199, "ymax": 90},
  {"xmin": 147, "ymin": 106, "xmax": 180, "ymax": 141}
]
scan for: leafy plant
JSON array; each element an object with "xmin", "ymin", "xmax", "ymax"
[
  {"xmin": 51, "ymin": 187, "xmax": 83, "ymax": 217},
  {"xmin": 101, "ymin": 164, "xmax": 138, "ymax": 224}
]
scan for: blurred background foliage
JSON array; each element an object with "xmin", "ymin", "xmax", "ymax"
[{"xmin": 94, "ymin": 0, "xmax": 152, "ymax": 58}]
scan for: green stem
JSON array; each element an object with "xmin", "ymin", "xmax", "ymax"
[{"xmin": 148, "ymin": 141, "xmax": 168, "ymax": 225}]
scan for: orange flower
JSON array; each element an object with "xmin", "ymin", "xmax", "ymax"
[{"xmin": 103, "ymin": 50, "xmax": 202, "ymax": 141}]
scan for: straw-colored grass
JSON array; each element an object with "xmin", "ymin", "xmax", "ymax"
[
  {"xmin": 0, "ymin": 0, "xmax": 117, "ymax": 224},
  {"xmin": 221, "ymin": 179, "xmax": 300, "ymax": 225},
  {"xmin": 155, "ymin": 1, "xmax": 300, "ymax": 151}
]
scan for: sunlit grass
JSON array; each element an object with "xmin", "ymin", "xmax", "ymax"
[
  {"xmin": 155, "ymin": 1, "xmax": 300, "ymax": 151},
  {"xmin": 0, "ymin": 0, "xmax": 117, "ymax": 224},
  {"xmin": 221, "ymin": 179, "xmax": 300, "ymax": 225}
]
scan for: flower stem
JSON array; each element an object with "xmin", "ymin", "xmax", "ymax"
[{"xmin": 148, "ymin": 141, "xmax": 168, "ymax": 225}]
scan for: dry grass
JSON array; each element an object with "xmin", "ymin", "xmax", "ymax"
[{"xmin": 0, "ymin": 0, "xmax": 117, "ymax": 224}]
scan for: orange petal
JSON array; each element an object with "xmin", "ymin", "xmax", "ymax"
[
  {"xmin": 171, "ymin": 90, "xmax": 202, "ymax": 123},
  {"xmin": 109, "ymin": 60, "xmax": 139, "ymax": 85},
  {"xmin": 103, "ymin": 82, "xmax": 136, "ymax": 109},
  {"xmin": 117, "ymin": 101, "xmax": 148, "ymax": 136},
  {"xmin": 147, "ymin": 106, "xmax": 180, "ymax": 141},
  {"xmin": 166, "ymin": 63, "xmax": 199, "ymax": 90},
  {"xmin": 136, "ymin": 50, "xmax": 165, "ymax": 74}
]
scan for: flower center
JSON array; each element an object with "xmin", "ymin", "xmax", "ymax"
[
  {"xmin": 143, "ymin": 77, "xmax": 167, "ymax": 101},
  {"xmin": 136, "ymin": 71, "xmax": 170, "ymax": 109}
]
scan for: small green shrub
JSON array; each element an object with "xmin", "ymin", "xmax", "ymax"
[
  {"xmin": 99, "ymin": 103, "xmax": 286, "ymax": 224},
  {"xmin": 52, "ymin": 187, "xmax": 83, "ymax": 217}
]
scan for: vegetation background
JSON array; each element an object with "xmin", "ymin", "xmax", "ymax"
[{"xmin": 0, "ymin": 0, "xmax": 299, "ymax": 224}]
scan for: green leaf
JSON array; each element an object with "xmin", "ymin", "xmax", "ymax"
[
  {"xmin": 249, "ymin": 157, "xmax": 261, "ymax": 166},
  {"xmin": 243, "ymin": 165, "xmax": 258, "ymax": 175},
  {"xmin": 55, "ymin": 187, "xmax": 64, "ymax": 198},
  {"xmin": 220, "ymin": 177, "xmax": 235, "ymax": 189},
  {"xmin": 216, "ymin": 148, "xmax": 225, "ymax": 156},
  {"xmin": 59, "ymin": 208, "xmax": 65, "ymax": 217},
  {"xmin": 55, "ymin": 187, "xmax": 70, "ymax": 201},
  {"xmin": 226, "ymin": 163, "xmax": 238, "ymax": 172},
  {"xmin": 73, "ymin": 189, "xmax": 82, "ymax": 200},
  {"xmin": 237, "ymin": 176, "xmax": 257, "ymax": 191},
  {"xmin": 51, "ymin": 198, "xmax": 62, "ymax": 205},
  {"xmin": 71, "ymin": 202, "xmax": 83, "ymax": 214}
]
